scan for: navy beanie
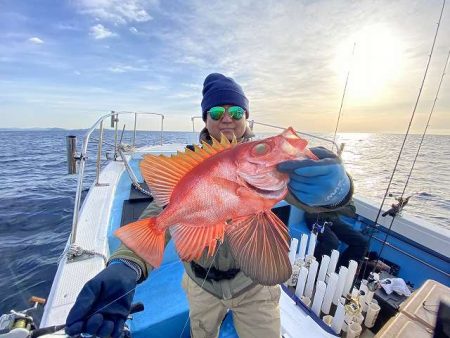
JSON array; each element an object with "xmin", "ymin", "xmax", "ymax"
[{"xmin": 201, "ymin": 73, "xmax": 249, "ymax": 121}]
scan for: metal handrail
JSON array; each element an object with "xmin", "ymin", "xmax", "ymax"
[
  {"xmin": 191, "ymin": 116, "xmax": 204, "ymax": 132},
  {"xmin": 70, "ymin": 111, "xmax": 164, "ymax": 245},
  {"xmin": 248, "ymin": 120, "xmax": 343, "ymax": 153},
  {"xmin": 371, "ymin": 236, "xmax": 450, "ymax": 277},
  {"xmin": 190, "ymin": 117, "xmax": 344, "ymax": 154},
  {"xmin": 71, "ymin": 113, "xmax": 341, "ymax": 245}
]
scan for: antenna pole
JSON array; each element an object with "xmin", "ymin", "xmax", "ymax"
[{"xmin": 332, "ymin": 42, "xmax": 356, "ymax": 151}]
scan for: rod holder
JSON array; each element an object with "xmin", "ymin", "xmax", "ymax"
[
  {"xmin": 111, "ymin": 112, "xmax": 118, "ymax": 128},
  {"xmin": 66, "ymin": 135, "xmax": 78, "ymax": 174}
]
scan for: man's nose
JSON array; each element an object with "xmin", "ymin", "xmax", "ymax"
[{"xmin": 221, "ymin": 111, "xmax": 233, "ymax": 122}]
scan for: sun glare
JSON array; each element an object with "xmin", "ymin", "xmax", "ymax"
[{"xmin": 333, "ymin": 24, "xmax": 403, "ymax": 103}]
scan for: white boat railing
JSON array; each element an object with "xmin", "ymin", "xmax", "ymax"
[
  {"xmin": 190, "ymin": 116, "xmax": 345, "ymax": 155},
  {"xmin": 69, "ymin": 111, "xmax": 164, "ymax": 245},
  {"xmin": 248, "ymin": 120, "xmax": 344, "ymax": 155},
  {"xmin": 69, "ymin": 112, "xmax": 345, "ymax": 248}
]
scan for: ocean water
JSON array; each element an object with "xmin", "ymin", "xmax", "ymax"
[{"xmin": 0, "ymin": 129, "xmax": 449, "ymax": 322}]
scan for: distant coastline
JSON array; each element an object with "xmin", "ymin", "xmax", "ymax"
[
  {"xmin": 0, "ymin": 128, "xmax": 448, "ymax": 136},
  {"xmin": 0, "ymin": 127, "xmax": 69, "ymax": 131}
]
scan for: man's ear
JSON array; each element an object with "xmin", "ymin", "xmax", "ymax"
[{"xmin": 243, "ymin": 124, "xmax": 255, "ymax": 140}]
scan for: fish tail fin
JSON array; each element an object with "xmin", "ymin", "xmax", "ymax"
[{"xmin": 114, "ymin": 217, "xmax": 165, "ymax": 268}]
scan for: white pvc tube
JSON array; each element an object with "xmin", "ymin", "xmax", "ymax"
[
  {"xmin": 316, "ymin": 255, "xmax": 330, "ymax": 283},
  {"xmin": 331, "ymin": 299, "xmax": 345, "ymax": 334},
  {"xmin": 343, "ymin": 260, "xmax": 358, "ymax": 297},
  {"xmin": 327, "ymin": 249, "xmax": 339, "ymax": 279},
  {"xmin": 359, "ymin": 281, "xmax": 369, "ymax": 312},
  {"xmin": 304, "ymin": 260, "xmax": 319, "ymax": 299},
  {"xmin": 286, "ymin": 264, "xmax": 300, "ymax": 287},
  {"xmin": 295, "ymin": 266, "xmax": 308, "ymax": 298},
  {"xmin": 289, "ymin": 238, "xmax": 299, "ymax": 265},
  {"xmin": 342, "ymin": 313, "xmax": 352, "ymax": 333},
  {"xmin": 333, "ymin": 266, "xmax": 348, "ymax": 305},
  {"xmin": 298, "ymin": 234, "xmax": 308, "ymax": 260},
  {"xmin": 306, "ymin": 232, "xmax": 317, "ymax": 258},
  {"xmin": 351, "ymin": 287, "xmax": 359, "ymax": 298},
  {"xmin": 311, "ymin": 280, "xmax": 326, "ymax": 316},
  {"xmin": 346, "ymin": 322, "xmax": 362, "ymax": 338},
  {"xmin": 364, "ymin": 302, "xmax": 381, "ymax": 328},
  {"xmin": 363, "ymin": 290, "xmax": 375, "ymax": 312},
  {"xmin": 321, "ymin": 272, "xmax": 338, "ymax": 315},
  {"xmin": 366, "ymin": 289, "xmax": 375, "ymax": 305},
  {"xmin": 355, "ymin": 313, "xmax": 364, "ymax": 325}
]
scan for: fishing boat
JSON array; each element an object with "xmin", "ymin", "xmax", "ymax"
[{"xmin": 1, "ymin": 110, "xmax": 447, "ymax": 338}]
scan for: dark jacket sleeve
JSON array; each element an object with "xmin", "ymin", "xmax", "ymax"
[{"xmin": 108, "ymin": 201, "xmax": 171, "ymax": 283}]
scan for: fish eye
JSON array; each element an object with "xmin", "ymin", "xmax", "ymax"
[{"xmin": 251, "ymin": 143, "xmax": 270, "ymax": 156}]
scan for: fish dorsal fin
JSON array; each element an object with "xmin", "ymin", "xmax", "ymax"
[{"xmin": 140, "ymin": 134, "xmax": 236, "ymax": 206}]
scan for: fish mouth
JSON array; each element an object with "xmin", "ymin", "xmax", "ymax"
[
  {"xmin": 237, "ymin": 169, "xmax": 288, "ymax": 199},
  {"xmin": 242, "ymin": 180, "xmax": 287, "ymax": 199}
]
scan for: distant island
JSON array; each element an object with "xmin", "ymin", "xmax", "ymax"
[{"xmin": 0, "ymin": 127, "xmax": 69, "ymax": 131}]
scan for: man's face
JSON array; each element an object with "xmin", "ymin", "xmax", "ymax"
[{"xmin": 205, "ymin": 105, "xmax": 247, "ymax": 141}]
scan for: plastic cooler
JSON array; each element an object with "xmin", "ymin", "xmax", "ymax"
[{"xmin": 375, "ymin": 279, "xmax": 450, "ymax": 337}]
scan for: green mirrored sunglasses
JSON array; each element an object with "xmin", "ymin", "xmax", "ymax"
[{"xmin": 207, "ymin": 106, "xmax": 245, "ymax": 121}]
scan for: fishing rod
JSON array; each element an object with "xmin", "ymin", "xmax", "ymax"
[
  {"xmin": 27, "ymin": 237, "xmax": 224, "ymax": 338},
  {"xmin": 0, "ymin": 299, "xmax": 144, "ymax": 338},
  {"xmin": 372, "ymin": 46, "xmax": 450, "ymax": 269},
  {"xmin": 400, "ymin": 48, "xmax": 450, "ymax": 200},
  {"xmin": 332, "ymin": 42, "xmax": 356, "ymax": 153},
  {"xmin": 362, "ymin": 0, "xmax": 447, "ymax": 277}
]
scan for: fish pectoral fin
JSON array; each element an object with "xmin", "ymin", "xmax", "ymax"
[
  {"xmin": 170, "ymin": 222, "xmax": 225, "ymax": 261},
  {"xmin": 114, "ymin": 218, "xmax": 165, "ymax": 268},
  {"xmin": 226, "ymin": 211, "xmax": 292, "ymax": 286}
]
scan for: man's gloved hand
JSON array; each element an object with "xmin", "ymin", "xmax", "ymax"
[
  {"xmin": 65, "ymin": 262, "xmax": 138, "ymax": 338},
  {"xmin": 277, "ymin": 147, "xmax": 351, "ymax": 207}
]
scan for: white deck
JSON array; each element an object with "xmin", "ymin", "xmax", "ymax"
[
  {"xmin": 280, "ymin": 291, "xmax": 336, "ymax": 338},
  {"xmin": 40, "ymin": 161, "xmax": 125, "ymax": 327}
]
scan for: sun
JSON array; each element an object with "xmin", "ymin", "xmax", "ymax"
[{"xmin": 333, "ymin": 24, "xmax": 403, "ymax": 103}]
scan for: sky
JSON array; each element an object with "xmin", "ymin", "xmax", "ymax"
[{"xmin": 1, "ymin": 0, "xmax": 450, "ymax": 134}]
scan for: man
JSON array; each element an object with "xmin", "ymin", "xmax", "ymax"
[{"xmin": 65, "ymin": 73, "xmax": 353, "ymax": 338}]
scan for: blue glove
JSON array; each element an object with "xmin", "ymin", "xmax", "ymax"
[
  {"xmin": 277, "ymin": 147, "xmax": 351, "ymax": 207},
  {"xmin": 65, "ymin": 262, "xmax": 138, "ymax": 338}
]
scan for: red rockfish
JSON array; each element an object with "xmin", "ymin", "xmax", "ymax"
[{"xmin": 115, "ymin": 127, "xmax": 318, "ymax": 285}]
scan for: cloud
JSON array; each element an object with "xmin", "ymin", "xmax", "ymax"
[
  {"xmin": 3, "ymin": 0, "xmax": 450, "ymax": 133},
  {"xmin": 28, "ymin": 37, "xmax": 44, "ymax": 44},
  {"xmin": 90, "ymin": 24, "xmax": 116, "ymax": 39},
  {"xmin": 142, "ymin": 83, "xmax": 165, "ymax": 91},
  {"xmin": 76, "ymin": 0, "xmax": 153, "ymax": 25},
  {"xmin": 108, "ymin": 64, "xmax": 146, "ymax": 73},
  {"xmin": 146, "ymin": 0, "xmax": 450, "ymax": 131}
]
